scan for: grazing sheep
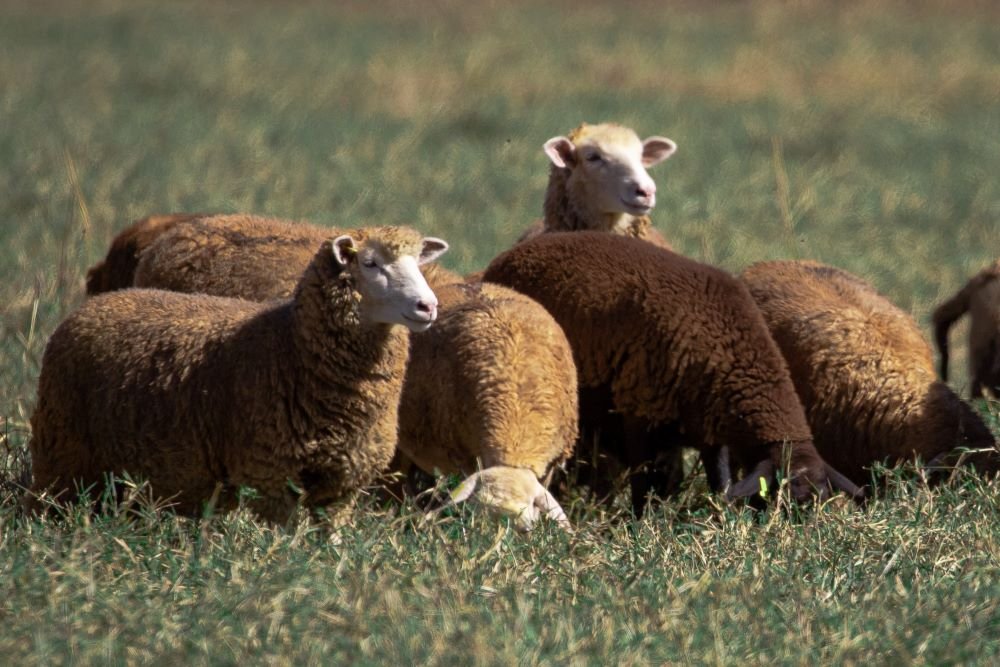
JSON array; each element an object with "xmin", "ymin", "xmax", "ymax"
[
  {"xmin": 516, "ymin": 122, "xmax": 677, "ymax": 249},
  {"xmin": 932, "ymin": 260, "xmax": 1000, "ymax": 398},
  {"xmin": 483, "ymin": 232, "xmax": 861, "ymax": 514},
  {"xmin": 27, "ymin": 226, "xmax": 448, "ymax": 523},
  {"xmin": 93, "ymin": 214, "xmax": 577, "ymax": 529},
  {"xmin": 85, "ymin": 213, "xmax": 208, "ymax": 294},
  {"xmin": 426, "ymin": 466, "xmax": 570, "ymax": 533},
  {"xmin": 396, "ymin": 281, "xmax": 578, "ymax": 528},
  {"xmin": 741, "ymin": 260, "xmax": 998, "ymax": 485}
]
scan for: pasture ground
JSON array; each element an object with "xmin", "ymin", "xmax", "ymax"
[{"xmin": 2, "ymin": 1, "xmax": 999, "ymax": 662}]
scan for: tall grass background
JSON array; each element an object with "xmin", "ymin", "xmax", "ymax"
[{"xmin": 1, "ymin": 0, "xmax": 999, "ymax": 662}]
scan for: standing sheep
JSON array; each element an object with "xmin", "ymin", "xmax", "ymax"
[
  {"xmin": 483, "ymin": 232, "xmax": 862, "ymax": 514},
  {"xmin": 90, "ymin": 214, "xmax": 578, "ymax": 530},
  {"xmin": 740, "ymin": 260, "xmax": 998, "ymax": 485},
  {"xmin": 516, "ymin": 122, "xmax": 677, "ymax": 249},
  {"xmin": 932, "ymin": 260, "xmax": 1000, "ymax": 398},
  {"xmin": 27, "ymin": 226, "xmax": 448, "ymax": 523}
]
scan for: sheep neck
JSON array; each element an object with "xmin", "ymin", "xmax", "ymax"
[
  {"xmin": 290, "ymin": 261, "xmax": 408, "ymax": 396},
  {"xmin": 543, "ymin": 165, "xmax": 653, "ymax": 237}
]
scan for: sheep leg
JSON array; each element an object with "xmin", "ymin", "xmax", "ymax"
[
  {"xmin": 622, "ymin": 419, "xmax": 689, "ymax": 518},
  {"xmin": 701, "ymin": 445, "xmax": 732, "ymax": 493}
]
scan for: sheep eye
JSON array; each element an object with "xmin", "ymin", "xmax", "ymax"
[
  {"xmin": 585, "ymin": 153, "xmax": 603, "ymax": 163},
  {"xmin": 362, "ymin": 259, "xmax": 378, "ymax": 269}
]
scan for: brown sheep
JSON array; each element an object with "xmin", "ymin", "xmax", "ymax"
[
  {"xmin": 27, "ymin": 226, "xmax": 448, "ymax": 523},
  {"xmin": 932, "ymin": 260, "xmax": 1000, "ymax": 398},
  {"xmin": 396, "ymin": 281, "xmax": 578, "ymax": 528},
  {"xmin": 740, "ymin": 260, "xmax": 998, "ymax": 485},
  {"xmin": 85, "ymin": 213, "xmax": 208, "ymax": 294},
  {"xmin": 91, "ymin": 214, "xmax": 578, "ymax": 530},
  {"xmin": 482, "ymin": 232, "xmax": 862, "ymax": 514},
  {"xmin": 515, "ymin": 122, "xmax": 676, "ymax": 249}
]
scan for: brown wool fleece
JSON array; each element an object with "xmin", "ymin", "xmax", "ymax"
[
  {"xmin": 932, "ymin": 259, "xmax": 1000, "ymax": 399},
  {"xmin": 85, "ymin": 213, "xmax": 208, "ymax": 294},
  {"xmin": 89, "ymin": 213, "xmax": 573, "ymax": 488},
  {"xmin": 482, "ymin": 232, "xmax": 829, "ymax": 498},
  {"xmin": 87, "ymin": 213, "xmax": 461, "ymax": 299},
  {"xmin": 28, "ymin": 231, "xmax": 419, "ymax": 522},
  {"xmin": 398, "ymin": 281, "xmax": 578, "ymax": 480},
  {"xmin": 741, "ymin": 260, "xmax": 998, "ymax": 484}
]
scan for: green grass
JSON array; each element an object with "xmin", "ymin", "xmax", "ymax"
[{"xmin": 2, "ymin": 0, "xmax": 1000, "ymax": 662}]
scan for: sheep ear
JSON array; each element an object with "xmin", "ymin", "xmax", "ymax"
[
  {"xmin": 543, "ymin": 136, "xmax": 577, "ymax": 169},
  {"xmin": 641, "ymin": 136, "xmax": 677, "ymax": 167},
  {"xmin": 448, "ymin": 472, "xmax": 480, "ymax": 505},
  {"xmin": 418, "ymin": 237, "xmax": 449, "ymax": 266},
  {"xmin": 534, "ymin": 487, "xmax": 572, "ymax": 531},
  {"xmin": 331, "ymin": 235, "xmax": 357, "ymax": 267}
]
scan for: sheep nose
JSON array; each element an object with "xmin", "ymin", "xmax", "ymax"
[
  {"xmin": 636, "ymin": 183, "xmax": 656, "ymax": 199},
  {"xmin": 416, "ymin": 299, "xmax": 437, "ymax": 319}
]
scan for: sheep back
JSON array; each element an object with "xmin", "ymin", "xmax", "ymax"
[
  {"xmin": 130, "ymin": 214, "xmax": 460, "ymax": 298},
  {"xmin": 85, "ymin": 213, "xmax": 207, "ymax": 294},
  {"xmin": 398, "ymin": 281, "xmax": 578, "ymax": 480},
  {"xmin": 482, "ymin": 232, "xmax": 816, "ymax": 474}
]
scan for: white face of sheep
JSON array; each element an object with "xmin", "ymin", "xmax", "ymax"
[
  {"xmin": 438, "ymin": 466, "xmax": 571, "ymax": 533},
  {"xmin": 544, "ymin": 126, "xmax": 677, "ymax": 217},
  {"xmin": 332, "ymin": 235, "xmax": 449, "ymax": 332}
]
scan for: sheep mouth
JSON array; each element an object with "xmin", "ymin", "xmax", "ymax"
[
  {"xmin": 402, "ymin": 313, "xmax": 435, "ymax": 327},
  {"xmin": 620, "ymin": 198, "xmax": 654, "ymax": 214}
]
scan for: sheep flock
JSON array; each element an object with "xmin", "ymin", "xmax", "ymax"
[{"xmin": 23, "ymin": 121, "xmax": 999, "ymax": 533}]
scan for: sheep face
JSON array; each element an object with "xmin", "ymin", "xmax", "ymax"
[
  {"xmin": 439, "ymin": 466, "xmax": 571, "ymax": 532},
  {"xmin": 331, "ymin": 230, "xmax": 449, "ymax": 332},
  {"xmin": 544, "ymin": 123, "xmax": 676, "ymax": 222}
]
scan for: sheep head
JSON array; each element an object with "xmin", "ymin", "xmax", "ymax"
[
  {"xmin": 433, "ymin": 466, "xmax": 571, "ymax": 532},
  {"xmin": 326, "ymin": 226, "xmax": 448, "ymax": 332},
  {"xmin": 544, "ymin": 122, "xmax": 676, "ymax": 226}
]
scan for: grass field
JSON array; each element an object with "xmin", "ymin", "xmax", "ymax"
[{"xmin": 2, "ymin": 0, "xmax": 1000, "ymax": 662}]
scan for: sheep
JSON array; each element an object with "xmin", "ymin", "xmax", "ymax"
[
  {"xmin": 740, "ymin": 260, "xmax": 998, "ymax": 485},
  {"xmin": 482, "ymin": 232, "xmax": 862, "ymax": 514},
  {"xmin": 85, "ymin": 213, "xmax": 208, "ymax": 294},
  {"xmin": 425, "ymin": 466, "xmax": 570, "ymax": 533},
  {"xmin": 91, "ymin": 214, "xmax": 578, "ymax": 530},
  {"xmin": 515, "ymin": 122, "xmax": 677, "ymax": 249},
  {"xmin": 26, "ymin": 226, "xmax": 448, "ymax": 524},
  {"xmin": 396, "ymin": 280, "xmax": 578, "ymax": 528},
  {"xmin": 932, "ymin": 260, "xmax": 1000, "ymax": 398}
]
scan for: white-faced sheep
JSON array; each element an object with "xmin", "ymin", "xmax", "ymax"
[
  {"xmin": 483, "ymin": 232, "xmax": 863, "ymax": 514},
  {"xmin": 89, "ymin": 214, "xmax": 578, "ymax": 530},
  {"xmin": 741, "ymin": 260, "xmax": 998, "ymax": 485},
  {"xmin": 932, "ymin": 259, "xmax": 1000, "ymax": 399},
  {"xmin": 27, "ymin": 226, "xmax": 448, "ymax": 523},
  {"xmin": 516, "ymin": 122, "xmax": 677, "ymax": 249}
]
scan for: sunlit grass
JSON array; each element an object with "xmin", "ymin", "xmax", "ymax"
[{"xmin": 2, "ymin": 0, "xmax": 1000, "ymax": 662}]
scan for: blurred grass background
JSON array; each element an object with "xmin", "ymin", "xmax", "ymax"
[{"xmin": 1, "ymin": 0, "xmax": 999, "ymax": 662}]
